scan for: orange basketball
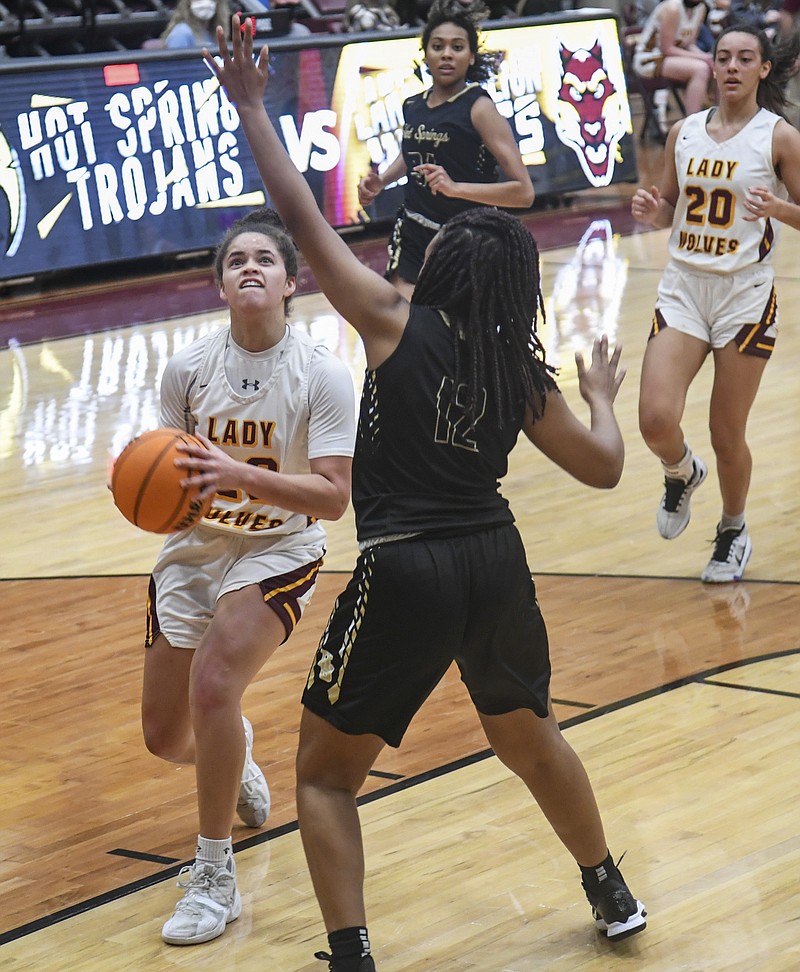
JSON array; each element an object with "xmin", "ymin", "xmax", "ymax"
[{"xmin": 111, "ymin": 428, "xmax": 212, "ymax": 534}]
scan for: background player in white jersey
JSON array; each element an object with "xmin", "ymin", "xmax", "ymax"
[
  {"xmin": 632, "ymin": 25, "xmax": 800, "ymax": 582},
  {"xmin": 208, "ymin": 19, "xmax": 645, "ymax": 972},
  {"xmin": 633, "ymin": 0, "xmax": 714, "ymax": 117},
  {"xmin": 141, "ymin": 208, "xmax": 356, "ymax": 945}
]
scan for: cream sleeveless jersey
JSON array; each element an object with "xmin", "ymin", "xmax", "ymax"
[
  {"xmin": 669, "ymin": 108, "xmax": 785, "ymax": 274},
  {"xmin": 159, "ymin": 324, "xmax": 355, "ymax": 538}
]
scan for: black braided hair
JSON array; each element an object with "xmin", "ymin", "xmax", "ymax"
[
  {"xmin": 421, "ymin": 0, "xmax": 500, "ymax": 82},
  {"xmin": 714, "ymin": 24, "xmax": 800, "ymax": 119},
  {"xmin": 412, "ymin": 207, "xmax": 557, "ymax": 427},
  {"xmin": 213, "ymin": 207, "xmax": 299, "ymax": 313}
]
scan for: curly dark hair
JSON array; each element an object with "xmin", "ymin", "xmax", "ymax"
[
  {"xmin": 714, "ymin": 24, "xmax": 800, "ymax": 118},
  {"xmin": 412, "ymin": 207, "xmax": 557, "ymax": 427},
  {"xmin": 421, "ymin": 0, "xmax": 500, "ymax": 82},
  {"xmin": 213, "ymin": 207, "xmax": 299, "ymax": 313}
]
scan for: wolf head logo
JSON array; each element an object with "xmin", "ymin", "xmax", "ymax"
[{"xmin": 554, "ymin": 41, "xmax": 626, "ymax": 188}]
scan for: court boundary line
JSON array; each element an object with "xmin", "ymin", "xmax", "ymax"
[{"xmin": 2, "ymin": 572, "xmax": 799, "ymax": 586}]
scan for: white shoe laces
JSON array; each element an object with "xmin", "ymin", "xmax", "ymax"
[{"xmin": 174, "ymin": 864, "xmax": 233, "ymax": 912}]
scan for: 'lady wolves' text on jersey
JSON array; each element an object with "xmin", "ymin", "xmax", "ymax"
[
  {"xmin": 159, "ymin": 324, "xmax": 355, "ymax": 537},
  {"xmin": 669, "ymin": 107, "xmax": 785, "ymax": 273}
]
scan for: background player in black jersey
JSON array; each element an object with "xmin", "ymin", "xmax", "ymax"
[
  {"xmin": 207, "ymin": 18, "xmax": 646, "ymax": 971},
  {"xmin": 356, "ymin": 0, "xmax": 534, "ymax": 299}
]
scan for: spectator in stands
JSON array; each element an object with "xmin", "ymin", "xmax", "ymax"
[
  {"xmin": 516, "ymin": 0, "xmax": 563, "ymax": 15},
  {"xmin": 271, "ymin": 0, "xmax": 314, "ymax": 35},
  {"xmin": 780, "ymin": 0, "xmax": 800, "ymax": 32},
  {"xmin": 728, "ymin": 0, "xmax": 783, "ymax": 34},
  {"xmin": 411, "ymin": 0, "xmax": 515, "ymax": 24},
  {"xmin": 159, "ymin": 0, "xmax": 309, "ymax": 47},
  {"xmin": 344, "ymin": 0, "xmax": 403, "ymax": 31},
  {"xmin": 633, "ymin": 0, "xmax": 714, "ymax": 115},
  {"xmin": 161, "ymin": 0, "xmax": 231, "ymax": 48},
  {"xmin": 779, "ymin": 0, "xmax": 800, "ymax": 126},
  {"xmin": 703, "ymin": 0, "xmax": 731, "ymax": 43}
]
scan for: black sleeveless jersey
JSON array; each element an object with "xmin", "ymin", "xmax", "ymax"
[
  {"xmin": 353, "ymin": 304, "xmax": 536, "ymax": 540},
  {"xmin": 401, "ymin": 84, "xmax": 498, "ymax": 224}
]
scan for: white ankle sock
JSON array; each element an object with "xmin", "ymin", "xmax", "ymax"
[
  {"xmin": 720, "ymin": 512, "xmax": 745, "ymax": 532},
  {"xmin": 196, "ymin": 835, "xmax": 234, "ymax": 870},
  {"xmin": 662, "ymin": 444, "xmax": 694, "ymax": 481}
]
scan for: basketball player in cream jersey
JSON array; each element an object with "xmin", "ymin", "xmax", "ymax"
[
  {"xmin": 140, "ymin": 208, "xmax": 356, "ymax": 946},
  {"xmin": 632, "ymin": 25, "xmax": 800, "ymax": 582}
]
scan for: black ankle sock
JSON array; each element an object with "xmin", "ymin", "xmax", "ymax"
[
  {"xmin": 580, "ymin": 851, "xmax": 619, "ymax": 887},
  {"xmin": 327, "ymin": 926, "xmax": 371, "ymax": 965}
]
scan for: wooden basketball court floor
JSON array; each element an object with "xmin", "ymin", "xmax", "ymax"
[{"xmin": 2, "ymin": 163, "xmax": 799, "ymax": 969}]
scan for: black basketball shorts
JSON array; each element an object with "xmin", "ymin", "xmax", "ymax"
[
  {"xmin": 302, "ymin": 524, "xmax": 552, "ymax": 747},
  {"xmin": 385, "ymin": 208, "xmax": 438, "ymax": 286}
]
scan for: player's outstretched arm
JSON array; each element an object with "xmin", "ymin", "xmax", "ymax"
[
  {"xmin": 523, "ymin": 336, "xmax": 625, "ymax": 489},
  {"xmin": 204, "ymin": 16, "xmax": 407, "ymax": 367}
]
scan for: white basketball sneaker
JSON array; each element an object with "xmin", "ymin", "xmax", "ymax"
[
  {"xmin": 701, "ymin": 524, "xmax": 752, "ymax": 583},
  {"xmin": 161, "ymin": 859, "xmax": 241, "ymax": 945},
  {"xmin": 237, "ymin": 716, "xmax": 271, "ymax": 828},
  {"xmin": 656, "ymin": 457, "xmax": 708, "ymax": 540}
]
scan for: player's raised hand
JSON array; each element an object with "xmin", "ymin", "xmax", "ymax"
[
  {"xmin": 575, "ymin": 335, "xmax": 626, "ymax": 407},
  {"xmin": 203, "ymin": 13, "xmax": 269, "ymax": 110}
]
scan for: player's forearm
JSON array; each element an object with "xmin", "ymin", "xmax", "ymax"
[
  {"xmin": 235, "ymin": 101, "xmax": 323, "ymax": 246},
  {"xmin": 379, "ymin": 152, "xmax": 409, "ymax": 188},
  {"xmin": 772, "ymin": 196, "xmax": 800, "ymax": 232},
  {"xmin": 650, "ymin": 198, "xmax": 675, "ymax": 229},
  {"xmin": 237, "ymin": 464, "xmax": 351, "ymax": 521},
  {"xmin": 450, "ymin": 178, "xmax": 534, "ymax": 210},
  {"xmin": 582, "ymin": 406, "xmax": 625, "ymax": 488}
]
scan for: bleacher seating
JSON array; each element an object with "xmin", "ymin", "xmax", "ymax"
[
  {"xmin": 0, "ymin": 0, "xmax": 174, "ymax": 55},
  {"xmin": 0, "ymin": 0, "xmax": 328, "ymax": 56},
  {"xmin": 300, "ymin": 0, "xmax": 346, "ymax": 34}
]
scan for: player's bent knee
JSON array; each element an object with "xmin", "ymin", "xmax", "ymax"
[
  {"xmin": 639, "ymin": 409, "xmax": 676, "ymax": 447},
  {"xmin": 141, "ymin": 719, "xmax": 190, "ymax": 762}
]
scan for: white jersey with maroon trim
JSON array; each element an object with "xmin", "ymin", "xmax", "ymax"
[
  {"xmin": 668, "ymin": 107, "xmax": 786, "ymax": 275},
  {"xmin": 159, "ymin": 324, "xmax": 355, "ymax": 538}
]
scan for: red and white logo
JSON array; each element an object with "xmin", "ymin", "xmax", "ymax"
[{"xmin": 554, "ymin": 40, "xmax": 627, "ymax": 188}]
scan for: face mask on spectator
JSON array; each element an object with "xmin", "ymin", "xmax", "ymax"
[{"xmin": 190, "ymin": 0, "xmax": 217, "ymax": 20}]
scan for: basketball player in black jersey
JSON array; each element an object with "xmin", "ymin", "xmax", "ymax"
[
  {"xmin": 357, "ymin": 0, "xmax": 534, "ymax": 299},
  {"xmin": 208, "ymin": 18, "xmax": 646, "ymax": 971}
]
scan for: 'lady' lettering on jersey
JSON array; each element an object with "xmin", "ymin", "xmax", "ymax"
[
  {"xmin": 206, "ymin": 416, "xmax": 276, "ymax": 448},
  {"xmin": 685, "ymin": 158, "xmax": 739, "ymax": 180}
]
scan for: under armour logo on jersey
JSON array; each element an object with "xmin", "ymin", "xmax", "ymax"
[{"xmin": 242, "ymin": 378, "xmax": 260, "ymax": 391}]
